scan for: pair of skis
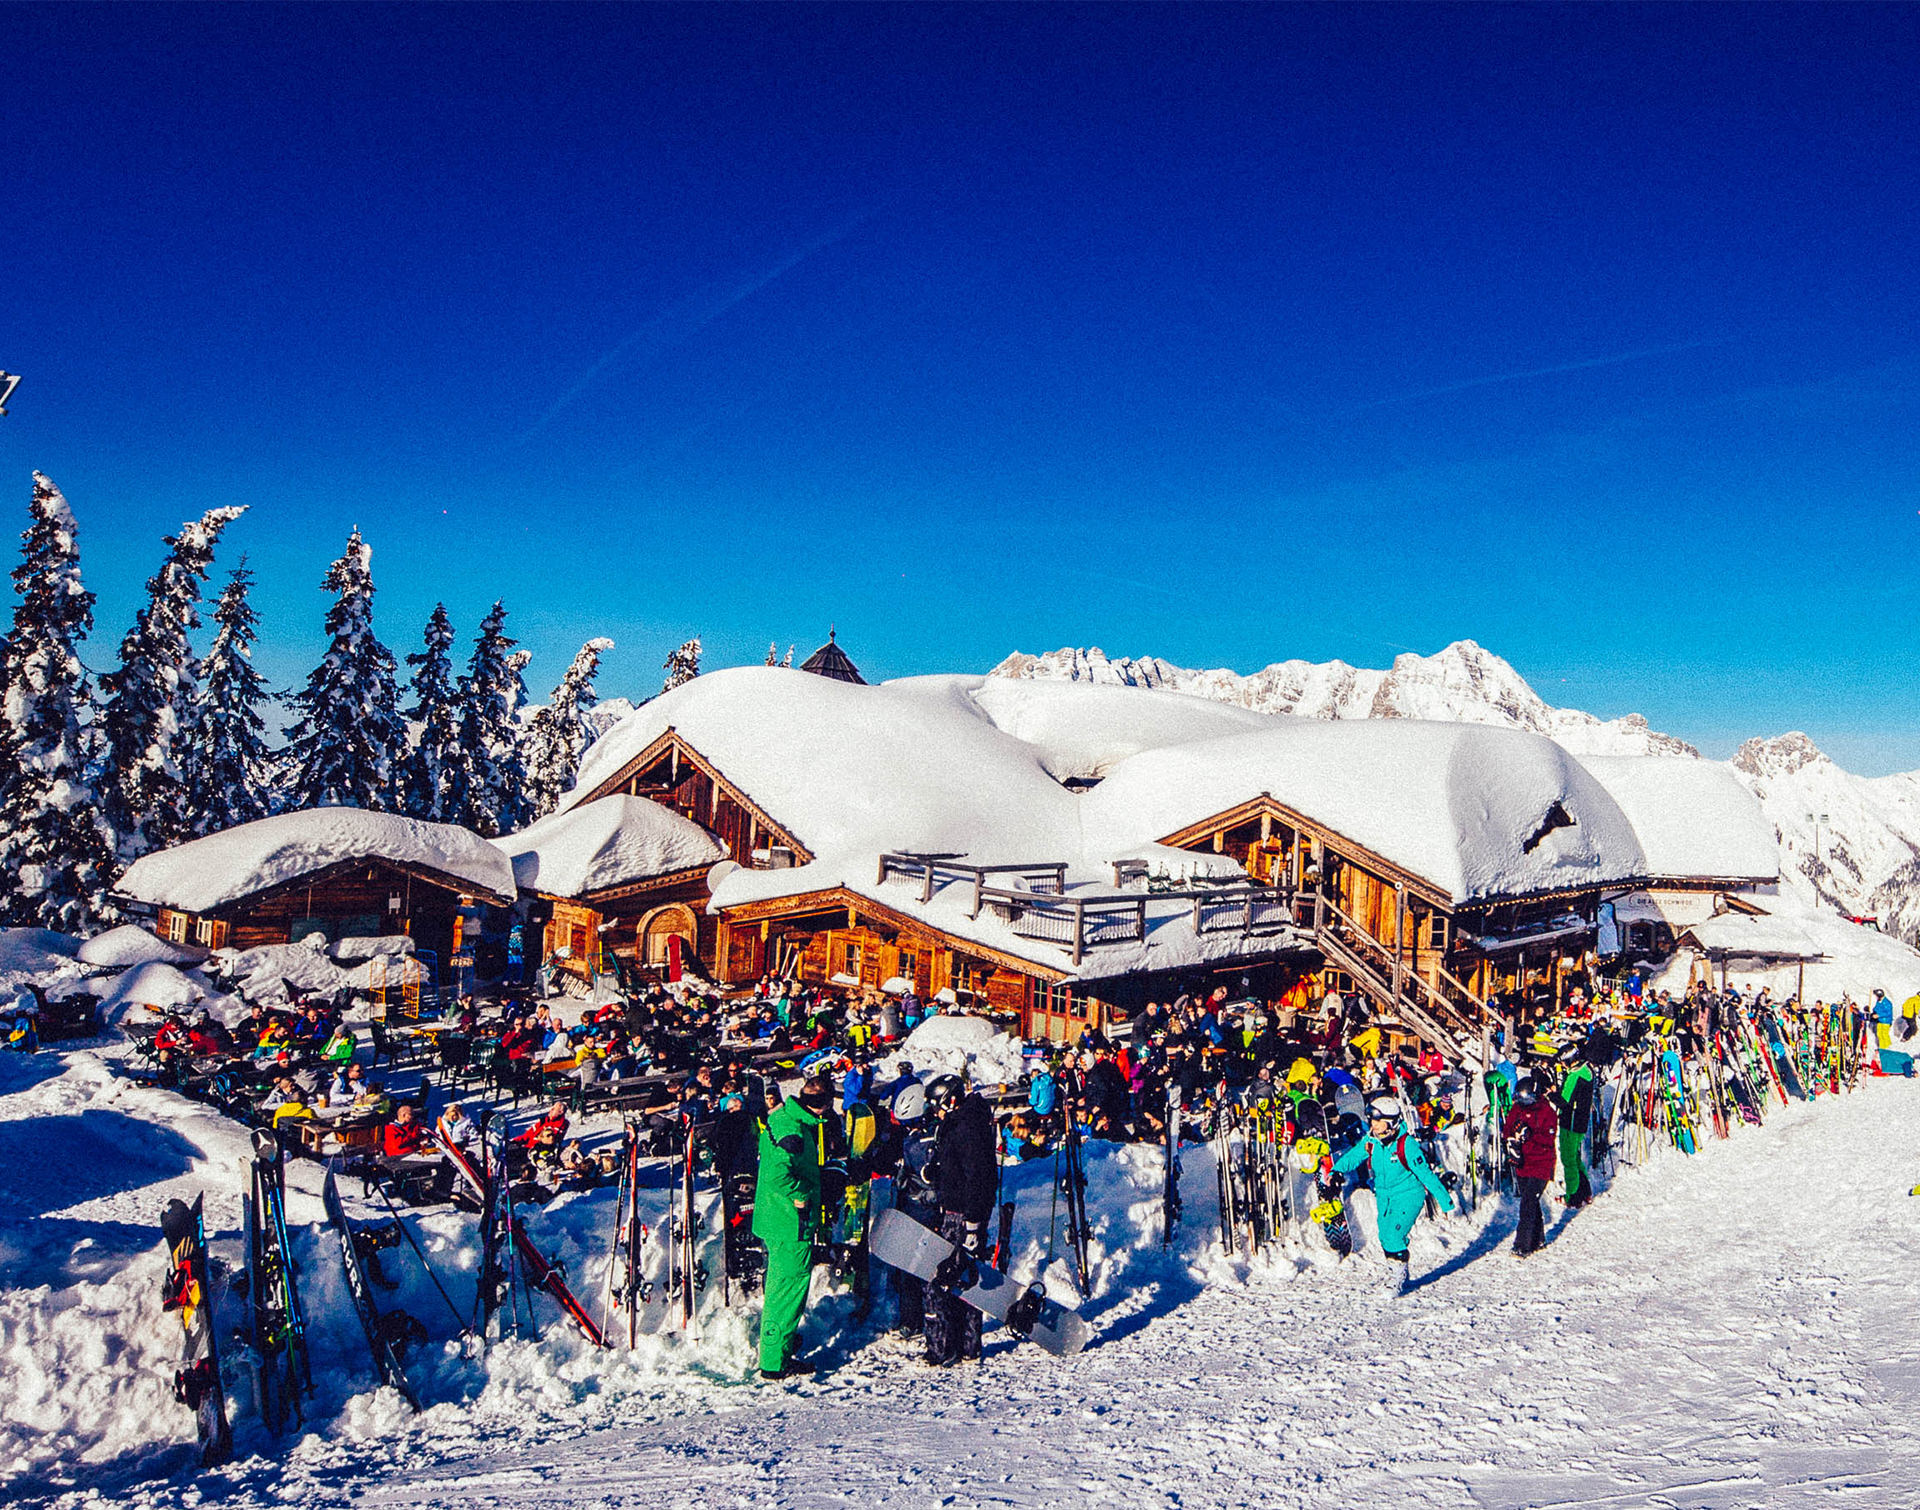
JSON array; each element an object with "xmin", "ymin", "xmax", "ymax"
[
  {"xmin": 439, "ymin": 1120, "xmax": 607, "ymax": 1347},
  {"xmin": 244, "ymin": 1131, "xmax": 311, "ymax": 1435},
  {"xmin": 161, "ymin": 1195, "xmax": 233, "ymax": 1467}
]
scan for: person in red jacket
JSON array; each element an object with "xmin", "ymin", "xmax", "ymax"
[
  {"xmin": 382, "ymin": 1102, "xmax": 431, "ymax": 1159},
  {"xmin": 1501, "ymin": 1073, "xmax": 1560, "ymax": 1257}
]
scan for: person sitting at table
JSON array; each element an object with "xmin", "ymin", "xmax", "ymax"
[
  {"xmin": 321, "ymin": 1021, "xmax": 356, "ymax": 1065},
  {"xmin": 515, "ymin": 1100, "xmax": 569, "ymax": 1149},
  {"xmin": 353, "ymin": 1077, "xmax": 393, "ymax": 1116},
  {"xmin": 253, "ymin": 1018, "xmax": 293, "ymax": 1062},
  {"xmin": 327, "ymin": 1062, "xmax": 365, "ymax": 1107},
  {"xmin": 382, "ymin": 1101, "xmax": 431, "ymax": 1159},
  {"xmin": 501, "ymin": 1020, "xmax": 539, "ymax": 1063},
  {"xmin": 290, "ymin": 1005, "xmax": 328, "ymax": 1050},
  {"xmin": 436, "ymin": 1100, "xmax": 479, "ymax": 1151}
]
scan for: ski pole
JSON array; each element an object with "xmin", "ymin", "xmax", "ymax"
[{"xmin": 371, "ymin": 1180, "xmax": 469, "ymax": 1334}]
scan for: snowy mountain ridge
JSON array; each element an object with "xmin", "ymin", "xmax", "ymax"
[{"xmin": 990, "ymin": 640, "xmax": 1920, "ymax": 948}]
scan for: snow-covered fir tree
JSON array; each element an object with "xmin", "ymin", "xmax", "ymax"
[
  {"xmin": 282, "ymin": 529, "xmax": 406, "ymax": 812},
  {"xmin": 182, "ymin": 562, "xmax": 277, "ymax": 834},
  {"xmin": 663, "ymin": 636, "xmax": 702, "ymax": 692},
  {"xmin": 400, "ymin": 604, "xmax": 460, "ymax": 822},
  {"xmin": 764, "ymin": 641, "xmax": 778, "ymax": 666},
  {"xmin": 97, "ymin": 505, "xmax": 247, "ymax": 855},
  {"xmin": 445, "ymin": 601, "xmax": 529, "ymax": 837},
  {"xmin": 781, "ymin": 645, "xmax": 794, "ymax": 668},
  {"xmin": 523, "ymin": 636, "xmax": 614, "ymax": 816},
  {"xmin": 0, "ymin": 474, "xmax": 117, "ymax": 930}
]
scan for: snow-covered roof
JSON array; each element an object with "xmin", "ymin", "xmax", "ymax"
[
  {"xmin": 77, "ymin": 924, "xmax": 208, "ymax": 969},
  {"xmin": 1080, "ymin": 720, "xmax": 1648, "ymax": 905},
  {"xmin": 1576, "ymin": 756, "xmax": 1779, "ymax": 883},
  {"xmin": 1680, "ymin": 912, "xmax": 1820, "ymax": 960},
  {"xmin": 494, "ymin": 795, "xmax": 727, "ymax": 898},
  {"xmin": 117, "ymin": 808, "xmax": 517, "ymax": 912}
]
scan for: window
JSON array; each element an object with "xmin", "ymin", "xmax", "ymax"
[
  {"xmin": 897, "ymin": 950, "xmax": 918, "ymax": 982},
  {"xmin": 195, "ymin": 917, "xmax": 216, "ymax": 946},
  {"xmin": 843, "ymin": 942, "xmax": 864, "ymax": 978},
  {"xmin": 164, "ymin": 910, "xmax": 189, "ymax": 944}
]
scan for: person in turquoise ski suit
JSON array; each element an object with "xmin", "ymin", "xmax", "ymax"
[
  {"xmin": 752, "ymin": 1075, "xmax": 829, "ymax": 1379},
  {"xmin": 1332, "ymin": 1095, "xmax": 1454, "ymax": 1294}
]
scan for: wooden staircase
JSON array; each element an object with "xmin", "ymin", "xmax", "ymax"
[{"xmin": 1312, "ymin": 896, "xmax": 1504, "ymax": 1066}]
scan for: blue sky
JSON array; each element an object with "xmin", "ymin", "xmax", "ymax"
[{"xmin": 3, "ymin": 5, "xmax": 1918, "ymax": 770}]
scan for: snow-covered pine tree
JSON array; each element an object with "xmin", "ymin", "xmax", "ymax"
[
  {"xmin": 182, "ymin": 562, "xmax": 278, "ymax": 833},
  {"xmin": 0, "ymin": 474, "xmax": 117, "ymax": 930},
  {"xmin": 400, "ymin": 604, "xmax": 459, "ymax": 821},
  {"xmin": 523, "ymin": 636, "xmax": 614, "ymax": 817},
  {"xmin": 98, "ymin": 505, "xmax": 247, "ymax": 855},
  {"xmin": 282, "ymin": 529, "xmax": 406, "ymax": 812},
  {"xmin": 662, "ymin": 636, "xmax": 702, "ymax": 692},
  {"xmin": 445, "ymin": 601, "xmax": 529, "ymax": 838},
  {"xmin": 764, "ymin": 641, "xmax": 778, "ymax": 667},
  {"xmin": 781, "ymin": 645, "xmax": 794, "ymax": 668}
]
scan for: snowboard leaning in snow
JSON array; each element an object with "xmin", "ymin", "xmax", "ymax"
[
  {"xmin": 161, "ymin": 1194, "xmax": 233, "ymax": 1466},
  {"xmin": 869, "ymin": 1206, "xmax": 1089, "ymax": 1357},
  {"xmin": 321, "ymin": 1168, "xmax": 421, "ymax": 1410}
]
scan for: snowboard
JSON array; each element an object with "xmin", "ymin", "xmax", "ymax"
[
  {"xmin": 322, "ymin": 1168, "xmax": 421, "ymax": 1410},
  {"xmin": 161, "ymin": 1195, "xmax": 233, "ymax": 1467},
  {"xmin": 1162, "ymin": 1087, "xmax": 1182, "ymax": 1249},
  {"xmin": 870, "ymin": 1206, "xmax": 1089, "ymax": 1357}
]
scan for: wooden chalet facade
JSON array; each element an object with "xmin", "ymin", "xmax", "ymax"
[
  {"xmin": 150, "ymin": 856, "xmax": 512, "ymax": 973},
  {"xmin": 1154, "ymin": 796, "xmax": 1613, "ymax": 1054},
  {"xmin": 527, "ymin": 867, "xmax": 717, "ymax": 984}
]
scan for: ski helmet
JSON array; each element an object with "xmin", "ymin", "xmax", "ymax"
[
  {"xmin": 892, "ymin": 1082, "xmax": 928, "ymax": 1122},
  {"xmin": 1367, "ymin": 1096, "xmax": 1402, "ymax": 1120}
]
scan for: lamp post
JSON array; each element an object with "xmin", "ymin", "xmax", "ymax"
[{"xmin": 1810, "ymin": 812, "xmax": 1828, "ymax": 874}]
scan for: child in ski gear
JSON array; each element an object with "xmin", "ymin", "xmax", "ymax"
[
  {"xmin": 753, "ymin": 1074, "xmax": 828, "ymax": 1379},
  {"xmin": 1503, "ymin": 1075, "xmax": 1560, "ymax": 1255},
  {"xmin": 1332, "ymin": 1096, "xmax": 1453, "ymax": 1293}
]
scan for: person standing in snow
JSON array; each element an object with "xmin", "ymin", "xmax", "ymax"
[
  {"xmin": 1554, "ymin": 1048, "xmax": 1596, "ymax": 1208},
  {"xmin": 1332, "ymin": 1095, "xmax": 1454, "ymax": 1294},
  {"xmin": 1502, "ymin": 1074, "xmax": 1560, "ymax": 1256},
  {"xmin": 752, "ymin": 1072, "xmax": 830, "ymax": 1380},
  {"xmin": 925, "ymin": 1074, "xmax": 998, "ymax": 1365}
]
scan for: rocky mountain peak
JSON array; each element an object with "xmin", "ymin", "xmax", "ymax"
[{"xmin": 1733, "ymin": 731, "xmax": 1829, "ymax": 780}]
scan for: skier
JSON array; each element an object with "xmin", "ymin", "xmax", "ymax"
[
  {"xmin": 752, "ymin": 1072, "xmax": 830, "ymax": 1380},
  {"xmin": 1502, "ymin": 1074, "xmax": 1560, "ymax": 1256},
  {"xmin": 1554, "ymin": 1048, "xmax": 1596, "ymax": 1207},
  {"xmin": 925, "ymin": 1073, "xmax": 998, "ymax": 1365},
  {"xmin": 1331, "ymin": 1096, "xmax": 1454, "ymax": 1295},
  {"xmin": 874, "ymin": 1082, "xmax": 937, "ymax": 1338}
]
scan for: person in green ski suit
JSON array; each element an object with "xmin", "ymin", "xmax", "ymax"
[
  {"xmin": 1332, "ymin": 1095, "xmax": 1454, "ymax": 1294},
  {"xmin": 1554, "ymin": 1051, "xmax": 1596, "ymax": 1207},
  {"xmin": 752, "ymin": 1076, "xmax": 829, "ymax": 1379}
]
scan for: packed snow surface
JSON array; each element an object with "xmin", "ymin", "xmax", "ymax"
[
  {"xmin": 495, "ymin": 795, "xmax": 726, "ymax": 898},
  {"xmin": 117, "ymin": 808, "xmax": 517, "ymax": 912},
  {"xmin": 9, "ymin": 1044, "xmax": 1920, "ymax": 1509},
  {"xmin": 883, "ymin": 1013, "xmax": 1026, "ymax": 1087}
]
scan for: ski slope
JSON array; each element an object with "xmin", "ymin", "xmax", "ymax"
[{"xmin": 15, "ymin": 1063, "xmax": 1920, "ymax": 1510}]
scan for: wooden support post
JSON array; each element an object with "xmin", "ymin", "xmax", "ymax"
[
  {"xmin": 922, "ymin": 861, "xmax": 935, "ymax": 904},
  {"xmin": 971, "ymin": 872, "xmax": 984, "ymax": 919},
  {"xmin": 1136, "ymin": 897, "xmax": 1146, "ymax": 941},
  {"xmin": 1242, "ymin": 891, "xmax": 1253, "ymax": 935},
  {"xmin": 1392, "ymin": 883, "xmax": 1407, "ymax": 1012},
  {"xmin": 876, "ymin": 856, "xmax": 888, "ymax": 886},
  {"xmin": 1260, "ymin": 811, "xmax": 1272, "ymax": 841},
  {"xmin": 1071, "ymin": 899, "xmax": 1086, "ymax": 966},
  {"xmin": 1192, "ymin": 894, "xmax": 1203, "ymax": 933}
]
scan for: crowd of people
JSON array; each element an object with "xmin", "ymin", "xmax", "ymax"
[{"xmin": 116, "ymin": 952, "xmax": 1920, "ymax": 1376}]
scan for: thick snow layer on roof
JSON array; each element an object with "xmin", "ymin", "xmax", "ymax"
[
  {"xmin": 925, "ymin": 674, "xmax": 1277, "ymax": 783},
  {"xmin": 569, "ymin": 666, "xmax": 1085, "ymax": 877},
  {"xmin": 1082, "ymin": 720, "xmax": 1647, "ymax": 904},
  {"xmin": 495, "ymin": 795, "xmax": 726, "ymax": 898},
  {"xmin": 1653, "ymin": 894, "xmax": 1920, "ymax": 1004},
  {"xmin": 77, "ymin": 925, "xmax": 207, "ymax": 969},
  {"xmin": 1682, "ymin": 912, "xmax": 1819, "ymax": 958},
  {"xmin": 96, "ymin": 962, "xmax": 211, "ymax": 1025},
  {"xmin": 1577, "ymin": 756, "xmax": 1779, "ymax": 882},
  {"xmin": 117, "ymin": 807, "xmax": 516, "ymax": 911}
]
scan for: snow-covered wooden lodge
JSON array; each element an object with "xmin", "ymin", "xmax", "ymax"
[
  {"xmin": 116, "ymin": 808, "xmax": 517, "ymax": 973},
  {"xmin": 512, "ymin": 665, "xmax": 1779, "ymax": 1049},
  {"xmin": 116, "ymin": 654, "xmax": 1786, "ymax": 1050}
]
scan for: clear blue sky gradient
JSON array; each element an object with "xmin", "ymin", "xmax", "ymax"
[{"xmin": 4, "ymin": 5, "xmax": 1918, "ymax": 769}]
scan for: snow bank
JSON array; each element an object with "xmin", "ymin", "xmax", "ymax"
[
  {"xmin": 214, "ymin": 937, "xmax": 359, "ymax": 1004},
  {"xmin": 117, "ymin": 807, "xmax": 516, "ymax": 912},
  {"xmin": 495, "ymin": 794, "xmax": 726, "ymax": 898},
  {"xmin": 76, "ymin": 924, "xmax": 207, "ymax": 969},
  {"xmin": 884, "ymin": 1014, "xmax": 1027, "ymax": 1087},
  {"xmin": 95, "ymin": 962, "xmax": 212, "ymax": 1025}
]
